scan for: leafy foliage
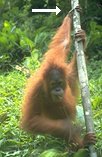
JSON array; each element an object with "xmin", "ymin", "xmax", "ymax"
[
  {"xmin": 87, "ymin": 21, "xmax": 102, "ymax": 58},
  {"xmin": 0, "ymin": 0, "xmax": 101, "ymax": 70},
  {"xmin": 0, "ymin": 20, "xmax": 35, "ymax": 70}
]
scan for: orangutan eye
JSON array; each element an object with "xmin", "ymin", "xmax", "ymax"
[
  {"xmin": 50, "ymin": 81, "xmax": 56, "ymax": 88},
  {"xmin": 58, "ymin": 80, "xmax": 63, "ymax": 85}
]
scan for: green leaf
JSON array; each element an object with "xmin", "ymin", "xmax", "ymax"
[
  {"xmin": 0, "ymin": 35, "xmax": 8, "ymax": 45},
  {"xmin": 20, "ymin": 37, "xmax": 34, "ymax": 49},
  {"xmin": 39, "ymin": 149, "xmax": 61, "ymax": 157},
  {"xmin": 73, "ymin": 149, "xmax": 89, "ymax": 157}
]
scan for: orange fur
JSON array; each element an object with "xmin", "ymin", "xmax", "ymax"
[{"xmin": 21, "ymin": 15, "xmax": 83, "ymax": 150}]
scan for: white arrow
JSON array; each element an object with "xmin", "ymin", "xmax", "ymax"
[{"xmin": 32, "ymin": 6, "xmax": 61, "ymax": 15}]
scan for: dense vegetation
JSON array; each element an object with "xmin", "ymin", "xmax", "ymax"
[{"xmin": 0, "ymin": 0, "xmax": 102, "ymax": 157}]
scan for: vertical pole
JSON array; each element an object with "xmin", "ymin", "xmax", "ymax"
[{"xmin": 71, "ymin": 0, "xmax": 97, "ymax": 157}]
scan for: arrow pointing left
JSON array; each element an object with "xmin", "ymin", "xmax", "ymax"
[{"xmin": 32, "ymin": 6, "xmax": 61, "ymax": 15}]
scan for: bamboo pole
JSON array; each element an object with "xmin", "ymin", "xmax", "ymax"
[{"xmin": 71, "ymin": 0, "xmax": 97, "ymax": 157}]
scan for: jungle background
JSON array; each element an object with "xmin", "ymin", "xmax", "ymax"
[{"xmin": 0, "ymin": 0, "xmax": 102, "ymax": 157}]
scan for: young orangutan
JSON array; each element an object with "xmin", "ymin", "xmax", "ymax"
[{"xmin": 21, "ymin": 11, "xmax": 96, "ymax": 150}]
